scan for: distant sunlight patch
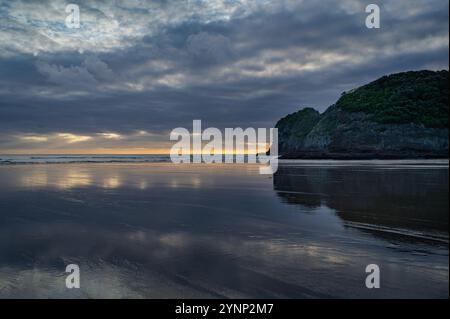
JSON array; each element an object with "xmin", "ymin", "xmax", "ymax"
[
  {"xmin": 98, "ymin": 133, "xmax": 122, "ymax": 140},
  {"xmin": 57, "ymin": 133, "xmax": 92, "ymax": 144},
  {"xmin": 20, "ymin": 135, "xmax": 48, "ymax": 142}
]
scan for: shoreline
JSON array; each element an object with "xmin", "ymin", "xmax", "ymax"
[
  {"xmin": 279, "ymin": 154, "xmax": 449, "ymax": 160},
  {"xmin": 1, "ymin": 158, "xmax": 449, "ymax": 166}
]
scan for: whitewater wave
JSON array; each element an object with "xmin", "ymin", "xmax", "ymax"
[{"xmin": 0, "ymin": 155, "xmax": 171, "ymax": 165}]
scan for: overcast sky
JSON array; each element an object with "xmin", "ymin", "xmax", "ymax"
[{"xmin": 0, "ymin": 0, "xmax": 448, "ymax": 153}]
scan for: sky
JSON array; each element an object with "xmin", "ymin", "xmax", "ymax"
[{"xmin": 0, "ymin": 0, "xmax": 448, "ymax": 154}]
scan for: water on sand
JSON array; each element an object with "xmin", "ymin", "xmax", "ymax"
[{"xmin": 0, "ymin": 160, "xmax": 448, "ymax": 298}]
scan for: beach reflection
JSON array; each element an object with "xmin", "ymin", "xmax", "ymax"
[
  {"xmin": 273, "ymin": 163, "xmax": 449, "ymax": 237},
  {"xmin": 17, "ymin": 166, "xmax": 94, "ymax": 189},
  {"xmin": 6, "ymin": 165, "xmax": 134, "ymax": 190},
  {"xmin": 5, "ymin": 164, "xmax": 210, "ymax": 191},
  {"xmin": 0, "ymin": 162, "xmax": 448, "ymax": 298}
]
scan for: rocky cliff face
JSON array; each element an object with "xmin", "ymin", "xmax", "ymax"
[{"xmin": 276, "ymin": 70, "xmax": 449, "ymax": 159}]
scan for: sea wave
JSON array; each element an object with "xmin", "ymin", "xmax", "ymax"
[
  {"xmin": 0, "ymin": 155, "xmax": 171, "ymax": 165},
  {"xmin": 344, "ymin": 221, "xmax": 449, "ymax": 244}
]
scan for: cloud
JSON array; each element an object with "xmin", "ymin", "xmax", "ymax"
[
  {"xmin": 0, "ymin": 0, "xmax": 448, "ymax": 152},
  {"xmin": 36, "ymin": 60, "xmax": 97, "ymax": 87},
  {"xmin": 83, "ymin": 56, "xmax": 115, "ymax": 81},
  {"xmin": 20, "ymin": 135, "xmax": 49, "ymax": 142},
  {"xmin": 35, "ymin": 55, "xmax": 116, "ymax": 88},
  {"xmin": 98, "ymin": 133, "xmax": 122, "ymax": 140},
  {"xmin": 0, "ymin": 130, "xmax": 172, "ymax": 153},
  {"xmin": 186, "ymin": 32, "xmax": 234, "ymax": 65},
  {"xmin": 56, "ymin": 133, "xmax": 92, "ymax": 143}
]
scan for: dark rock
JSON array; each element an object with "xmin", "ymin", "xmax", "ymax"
[{"xmin": 276, "ymin": 70, "xmax": 449, "ymax": 159}]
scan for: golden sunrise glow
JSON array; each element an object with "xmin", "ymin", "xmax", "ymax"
[
  {"xmin": 98, "ymin": 133, "xmax": 123, "ymax": 140},
  {"xmin": 0, "ymin": 146, "xmax": 269, "ymax": 155},
  {"xmin": 20, "ymin": 135, "xmax": 49, "ymax": 142},
  {"xmin": 57, "ymin": 133, "xmax": 92, "ymax": 144},
  {"xmin": 0, "ymin": 148, "xmax": 172, "ymax": 155}
]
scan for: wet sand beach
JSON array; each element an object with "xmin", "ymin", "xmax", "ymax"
[{"xmin": 0, "ymin": 161, "xmax": 448, "ymax": 298}]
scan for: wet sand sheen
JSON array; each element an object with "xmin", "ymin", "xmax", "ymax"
[{"xmin": 0, "ymin": 161, "xmax": 448, "ymax": 298}]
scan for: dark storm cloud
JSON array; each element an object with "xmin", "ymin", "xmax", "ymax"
[{"xmin": 0, "ymin": 0, "xmax": 448, "ymax": 151}]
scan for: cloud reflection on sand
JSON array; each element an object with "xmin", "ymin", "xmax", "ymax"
[
  {"xmin": 4, "ymin": 164, "xmax": 211, "ymax": 191},
  {"xmin": 0, "ymin": 162, "xmax": 448, "ymax": 298},
  {"xmin": 8, "ymin": 165, "xmax": 134, "ymax": 190},
  {"xmin": 0, "ymin": 218, "xmax": 447, "ymax": 298},
  {"xmin": 0, "ymin": 221, "xmax": 367, "ymax": 298}
]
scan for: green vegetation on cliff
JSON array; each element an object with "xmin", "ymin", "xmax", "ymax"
[
  {"xmin": 276, "ymin": 107, "xmax": 321, "ymax": 154},
  {"xmin": 275, "ymin": 70, "xmax": 449, "ymax": 158},
  {"xmin": 276, "ymin": 108, "xmax": 321, "ymax": 140},
  {"xmin": 336, "ymin": 70, "xmax": 449, "ymax": 128}
]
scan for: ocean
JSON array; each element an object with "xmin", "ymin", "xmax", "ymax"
[{"xmin": 0, "ymin": 155, "xmax": 171, "ymax": 165}]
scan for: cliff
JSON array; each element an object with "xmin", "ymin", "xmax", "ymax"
[{"xmin": 276, "ymin": 70, "xmax": 449, "ymax": 159}]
